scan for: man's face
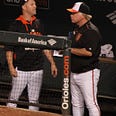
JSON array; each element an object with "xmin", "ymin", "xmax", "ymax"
[
  {"xmin": 70, "ymin": 12, "xmax": 84, "ymax": 24},
  {"xmin": 23, "ymin": 0, "xmax": 37, "ymax": 16}
]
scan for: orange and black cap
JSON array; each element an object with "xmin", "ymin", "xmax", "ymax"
[{"xmin": 67, "ymin": 2, "xmax": 90, "ymax": 15}]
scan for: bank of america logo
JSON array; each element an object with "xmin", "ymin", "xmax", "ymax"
[
  {"xmin": 48, "ymin": 39, "xmax": 56, "ymax": 46},
  {"xmin": 106, "ymin": 10, "xmax": 116, "ymax": 25}
]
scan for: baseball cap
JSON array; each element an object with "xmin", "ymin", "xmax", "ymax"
[
  {"xmin": 20, "ymin": 0, "xmax": 28, "ymax": 6},
  {"xmin": 67, "ymin": 2, "xmax": 90, "ymax": 15}
]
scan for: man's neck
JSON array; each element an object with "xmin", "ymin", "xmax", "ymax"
[
  {"xmin": 77, "ymin": 18, "xmax": 88, "ymax": 27},
  {"xmin": 22, "ymin": 13, "xmax": 32, "ymax": 21}
]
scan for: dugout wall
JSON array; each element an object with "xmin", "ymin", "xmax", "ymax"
[{"xmin": 0, "ymin": 46, "xmax": 116, "ymax": 115}]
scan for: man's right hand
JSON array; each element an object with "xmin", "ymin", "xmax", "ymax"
[{"xmin": 9, "ymin": 66, "xmax": 17, "ymax": 77}]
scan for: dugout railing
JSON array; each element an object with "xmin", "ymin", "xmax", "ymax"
[
  {"xmin": 0, "ymin": 50, "xmax": 70, "ymax": 115},
  {"xmin": 0, "ymin": 51, "xmax": 68, "ymax": 115},
  {"xmin": 1, "ymin": 31, "xmax": 116, "ymax": 115},
  {"xmin": 0, "ymin": 31, "xmax": 72, "ymax": 116}
]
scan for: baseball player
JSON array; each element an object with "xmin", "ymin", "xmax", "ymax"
[
  {"xmin": 67, "ymin": 2, "xmax": 102, "ymax": 116},
  {"xmin": 5, "ymin": 0, "xmax": 57, "ymax": 111}
]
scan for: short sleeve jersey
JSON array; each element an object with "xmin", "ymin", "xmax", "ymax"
[
  {"xmin": 71, "ymin": 21, "xmax": 102, "ymax": 73},
  {"xmin": 5, "ymin": 15, "xmax": 44, "ymax": 71}
]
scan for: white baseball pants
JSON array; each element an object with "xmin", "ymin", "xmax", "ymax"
[
  {"xmin": 7, "ymin": 69, "xmax": 43, "ymax": 111},
  {"xmin": 71, "ymin": 69, "xmax": 101, "ymax": 116}
]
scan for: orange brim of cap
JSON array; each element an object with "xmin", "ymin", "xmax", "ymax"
[{"xmin": 67, "ymin": 9, "xmax": 78, "ymax": 13}]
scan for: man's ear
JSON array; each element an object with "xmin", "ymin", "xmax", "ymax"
[{"xmin": 22, "ymin": 4, "xmax": 26, "ymax": 10}]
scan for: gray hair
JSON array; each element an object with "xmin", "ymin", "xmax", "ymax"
[{"xmin": 83, "ymin": 13, "xmax": 92, "ymax": 21}]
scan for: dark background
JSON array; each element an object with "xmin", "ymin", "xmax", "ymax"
[
  {"xmin": 0, "ymin": 0, "xmax": 116, "ymax": 98},
  {"xmin": 0, "ymin": 1, "xmax": 116, "ymax": 115},
  {"xmin": 0, "ymin": 0, "xmax": 116, "ymax": 40}
]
